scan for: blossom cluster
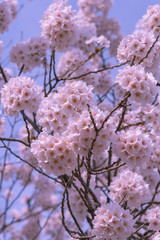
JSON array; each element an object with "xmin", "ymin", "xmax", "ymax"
[
  {"xmin": 78, "ymin": 0, "xmax": 122, "ymax": 56},
  {"xmin": 116, "ymin": 65, "xmax": 158, "ymax": 105},
  {"xmin": 152, "ymin": 232, "xmax": 160, "ymax": 240},
  {"xmin": 31, "ymin": 131, "xmax": 77, "ymax": 176},
  {"xmin": 0, "ymin": 76, "xmax": 42, "ymax": 117},
  {"xmin": 37, "ymin": 80, "xmax": 95, "ymax": 133},
  {"xmin": 0, "ymin": 0, "xmax": 17, "ymax": 33},
  {"xmin": 108, "ymin": 168, "xmax": 151, "ymax": 209},
  {"xmin": 64, "ymin": 106, "xmax": 111, "ymax": 157},
  {"xmin": 10, "ymin": 37, "xmax": 49, "ymax": 73},
  {"xmin": 57, "ymin": 48, "xmax": 99, "ymax": 86},
  {"xmin": 32, "ymin": 80, "xmax": 113, "ymax": 172},
  {"xmin": 73, "ymin": 20, "xmax": 97, "ymax": 54},
  {"xmin": 40, "ymin": 0, "xmax": 78, "ymax": 51},
  {"xmin": 78, "ymin": 0, "xmax": 113, "ymax": 19},
  {"xmin": 137, "ymin": 4, "xmax": 160, "ymax": 37},
  {"xmin": 57, "ymin": 48, "xmax": 113, "ymax": 94},
  {"xmin": 117, "ymin": 31, "xmax": 157, "ymax": 66},
  {"xmin": 92, "ymin": 203, "xmax": 135, "ymax": 240},
  {"xmin": 145, "ymin": 206, "xmax": 160, "ymax": 231},
  {"xmin": 113, "ymin": 128, "xmax": 152, "ymax": 169}
]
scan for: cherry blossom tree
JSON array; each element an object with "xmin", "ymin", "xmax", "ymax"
[{"xmin": 0, "ymin": 0, "xmax": 160, "ymax": 239}]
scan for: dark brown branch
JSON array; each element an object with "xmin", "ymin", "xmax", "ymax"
[
  {"xmin": 0, "ymin": 64, "xmax": 8, "ymax": 83},
  {"xmin": 0, "ymin": 137, "xmax": 29, "ymax": 147}
]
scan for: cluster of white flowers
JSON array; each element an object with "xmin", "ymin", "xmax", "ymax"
[
  {"xmin": 142, "ymin": 102, "xmax": 160, "ymax": 133},
  {"xmin": 137, "ymin": 164, "xmax": 160, "ymax": 196},
  {"xmin": 85, "ymin": 35, "xmax": 110, "ymax": 48},
  {"xmin": 92, "ymin": 202, "xmax": 135, "ymax": 240},
  {"xmin": 1, "ymin": 76, "xmax": 43, "ymax": 117},
  {"xmin": 78, "ymin": 0, "xmax": 113, "ymax": 21},
  {"xmin": 97, "ymin": 17, "xmax": 121, "ymax": 39},
  {"xmin": 0, "ymin": 0, "xmax": 17, "ymax": 33},
  {"xmin": 116, "ymin": 65, "xmax": 158, "ymax": 105},
  {"xmin": 152, "ymin": 232, "xmax": 160, "ymax": 240},
  {"xmin": 34, "ymin": 80, "xmax": 115, "ymax": 172},
  {"xmin": 10, "ymin": 37, "xmax": 49, "ymax": 73},
  {"xmin": 117, "ymin": 30, "xmax": 157, "ymax": 66},
  {"xmin": 5, "ymin": 0, "xmax": 17, "ymax": 19},
  {"xmin": 0, "ymin": 1, "xmax": 12, "ymax": 33},
  {"xmin": 74, "ymin": 19, "xmax": 97, "ymax": 54},
  {"xmin": 123, "ymin": 107, "xmax": 142, "ymax": 126},
  {"xmin": 78, "ymin": 0, "xmax": 122, "ymax": 57},
  {"xmin": 37, "ymin": 80, "xmax": 95, "ymax": 133},
  {"xmin": 96, "ymin": 17, "xmax": 122, "ymax": 57},
  {"xmin": 113, "ymin": 128, "xmax": 152, "ymax": 169},
  {"xmin": 0, "ymin": 110, "xmax": 6, "ymax": 136},
  {"xmin": 145, "ymin": 206, "xmax": 160, "ymax": 231},
  {"xmin": 31, "ymin": 131, "xmax": 77, "ymax": 176},
  {"xmin": 40, "ymin": 0, "xmax": 78, "ymax": 52},
  {"xmin": 108, "ymin": 168, "xmax": 151, "ymax": 209},
  {"xmin": 65, "ymin": 107, "xmax": 111, "ymax": 157},
  {"xmin": 57, "ymin": 48, "xmax": 99, "ymax": 86},
  {"xmin": 143, "ymin": 105, "xmax": 160, "ymax": 125},
  {"xmin": 137, "ymin": 4, "xmax": 160, "ymax": 37}
]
